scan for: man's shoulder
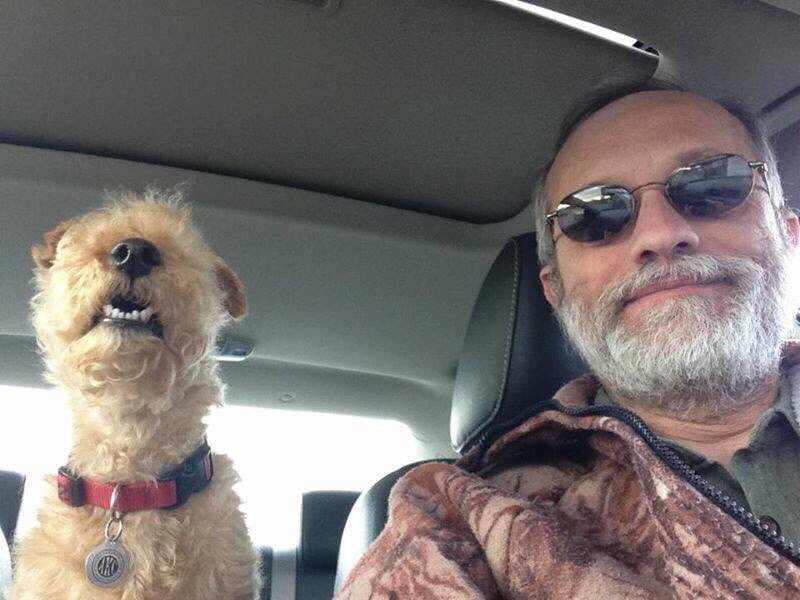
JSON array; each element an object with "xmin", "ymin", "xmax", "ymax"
[
  {"xmin": 391, "ymin": 447, "xmax": 594, "ymax": 509},
  {"xmin": 483, "ymin": 457, "xmax": 591, "ymax": 499}
]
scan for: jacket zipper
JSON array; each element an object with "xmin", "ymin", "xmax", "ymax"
[{"xmin": 471, "ymin": 400, "xmax": 800, "ymax": 566}]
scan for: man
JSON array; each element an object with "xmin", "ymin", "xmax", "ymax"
[{"xmin": 336, "ymin": 80, "xmax": 800, "ymax": 598}]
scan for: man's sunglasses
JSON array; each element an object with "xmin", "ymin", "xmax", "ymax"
[{"xmin": 545, "ymin": 154, "xmax": 769, "ymax": 243}]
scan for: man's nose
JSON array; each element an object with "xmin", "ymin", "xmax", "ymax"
[
  {"xmin": 627, "ymin": 187, "xmax": 700, "ymax": 262},
  {"xmin": 110, "ymin": 238, "xmax": 162, "ymax": 277}
]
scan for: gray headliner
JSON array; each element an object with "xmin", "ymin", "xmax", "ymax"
[
  {"xmin": 1, "ymin": 0, "xmax": 800, "ymax": 460},
  {"xmin": 541, "ymin": 0, "xmax": 800, "ymax": 132},
  {"xmin": 2, "ymin": 0, "xmax": 799, "ymax": 224},
  {"xmin": 0, "ymin": 0, "xmax": 655, "ymax": 223}
]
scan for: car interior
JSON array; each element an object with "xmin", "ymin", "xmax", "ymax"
[{"xmin": 1, "ymin": 1, "xmax": 799, "ymax": 599}]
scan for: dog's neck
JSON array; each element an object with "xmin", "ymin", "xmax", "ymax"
[{"xmin": 66, "ymin": 375, "xmax": 221, "ymax": 481}]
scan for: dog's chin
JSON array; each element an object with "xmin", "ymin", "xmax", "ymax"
[
  {"xmin": 57, "ymin": 326, "xmax": 180, "ymax": 404},
  {"xmin": 84, "ymin": 324, "xmax": 167, "ymax": 359},
  {"xmin": 93, "ymin": 316, "xmax": 165, "ymax": 339}
]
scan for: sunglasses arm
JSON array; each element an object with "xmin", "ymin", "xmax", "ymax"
[{"xmin": 749, "ymin": 161, "xmax": 770, "ymax": 198}]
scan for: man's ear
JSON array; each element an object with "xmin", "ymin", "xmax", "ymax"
[
  {"xmin": 539, "ymin": 264, "xmax": 562, "ymax": 310},
  {"xmin": 215, "ymin": 259, "xmax": 247, "ymax": 320},
  {"xmin": 31, "ymin": 220, "xmax": 75, "ymax": 270}
]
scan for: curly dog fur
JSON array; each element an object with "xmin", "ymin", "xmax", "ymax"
[{"xmin": 10, "ymin": 192, "xmax": 260, "ymax": 599}]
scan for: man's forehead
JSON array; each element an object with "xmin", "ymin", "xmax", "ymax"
[{"xmin": 545, "ymin": 91, "xmax": 755, "ymax": 205}]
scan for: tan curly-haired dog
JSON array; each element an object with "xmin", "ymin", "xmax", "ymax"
[{"xmin": 10, "ymin": 193, "xmax": 260, "ymax": 600}]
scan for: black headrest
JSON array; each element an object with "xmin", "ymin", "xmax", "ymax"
[
  {"xmin": 450, "ymin": 233, "xmax": 587, "ymax": 453},
  {"xmin": 0, "ymin": 470, "xmax": 25, "ymax": 546},
  {"xmin": 298, "ymin": 490, "xmax": 359, "ymax": 569}
]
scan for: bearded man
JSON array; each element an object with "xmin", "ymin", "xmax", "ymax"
[{"xmin": 335, "ymin": 80, "xmax": 800, "ymax": 599}]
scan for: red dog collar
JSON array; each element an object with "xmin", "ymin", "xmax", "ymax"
[{"xmin": 57, "ymin": 440, "xmax": 213, "ymax": 512}]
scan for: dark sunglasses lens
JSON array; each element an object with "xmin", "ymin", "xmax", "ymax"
[
  {"xmin": 558, "ymin": 186, "xmax": 634, "ymax": 242},
  {"xmin": 666, "ymin": 154, "xmax": 753, "ymax": 217}
]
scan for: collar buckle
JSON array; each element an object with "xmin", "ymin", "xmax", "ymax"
[
  {"xmin": 161, "ymin": 441, "xmax": 213, "ymax": 509},
  {"xmin": 57, "ymin": 466, "xmax": 85, "ymax": 507}
]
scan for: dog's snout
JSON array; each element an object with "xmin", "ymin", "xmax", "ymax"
[{"xmin": 111, "ymin": 238, "xmax": 162, "ymax": 277}]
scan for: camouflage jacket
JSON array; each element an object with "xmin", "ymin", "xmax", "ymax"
[{"xmin": 336, "ymin": 355, "xmax": 800, "ymax": 599}]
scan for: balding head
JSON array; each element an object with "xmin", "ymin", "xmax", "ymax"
[
  {"xmin": 533, "ymin": 80, "xmax": 787, "ymax": 269},
  {"xmin": 532, "ymin": 81, "xmax": 799, "ymax": 419}
]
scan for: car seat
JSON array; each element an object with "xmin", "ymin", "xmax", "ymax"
[
  {"xmin": 295, "ymin": 490, "xmax": 359, "ymax": 599},
  {"xmin": 334, "ymin": 232, "xmax": 587, "ymax": 591},
  {"xmin": 0, "ymin": 470, "xmax": 25, "ymax": 594}
]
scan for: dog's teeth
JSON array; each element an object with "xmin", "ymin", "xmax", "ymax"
[
  {"xmin": 104, "ymin": 305, "xmax": 112, "ymax": 316},
  {"xmin": 141, "ymin": 307, "xmax": 153, "ymax": 321},
  {"xmin": 125, "ymin": 312, "xmax": 134, "ymax": 320},
  {"xmin": 131, "ymin": 310, "xmax": 140, "ymax": 321},
  {"xmin": 111, "ymin": 308, "xmax": 121, "ymax": 318}
]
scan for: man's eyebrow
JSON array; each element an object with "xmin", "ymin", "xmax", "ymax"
[
  {"xmin": 555, "ymin": 147, "xmax": 731, "ymax": 203},
  {"xmin": 554, "ymin": 181, "xmax": 606, "ymax": 204},
  {"xmin": 674, "ymin": 147, "xmax": 727, "ymax": 166}
]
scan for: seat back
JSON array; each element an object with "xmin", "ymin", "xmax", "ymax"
[
  {"xmin": 0, "ymin": 470, "xmax": 25, "ymax": 597},
  {"xmin": 450, "ymin": 232, "xmax": 587, "ymax": 453},
  {"xmin": 0, "ymin": 469, "xmax": 25, "ymax": 547},
  {"xmin": 334, "ymin": 233, "xmax": 586, "ymax": 591},
  {"xmin": 333, "ymin": 460, "xmax": 446, "ymax": 592},
  {"xmin": 0, "ymin": 530, "xmax": 10, "ymax": 599},
  {"xmin": 259, "ymin": 546, "xmax": 273, "ymax": 599},
  {"xmin": 296, "ymin": 490, "xmax": 359, "ymax": 599}
]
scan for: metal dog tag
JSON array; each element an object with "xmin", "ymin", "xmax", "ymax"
[{"xmin": 85, "ymin": 540, "xmax": 130, "ymax": 588}]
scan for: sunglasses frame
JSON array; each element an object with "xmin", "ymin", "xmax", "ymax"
[{"xmin": 545, "ymin": 154, "xmax": 769, "ymax": 243}]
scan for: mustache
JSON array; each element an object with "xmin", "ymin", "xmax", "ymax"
[{"xmin": 594, "ymin": 254, "xmax": 764, "ymax": 319}]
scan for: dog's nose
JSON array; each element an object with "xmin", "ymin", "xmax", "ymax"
[{"xmin": 110, "ymin": 238, "xmax": 162, "ymax": 277}]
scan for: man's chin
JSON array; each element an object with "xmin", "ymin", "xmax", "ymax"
[{"xmin": 617, "ymin": 295, "xmax": 724, "ymax": 336}]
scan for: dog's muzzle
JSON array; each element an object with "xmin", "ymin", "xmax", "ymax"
[{"xmin": 95, "ymin": 295, "xmax": 164, "ymax": 338}]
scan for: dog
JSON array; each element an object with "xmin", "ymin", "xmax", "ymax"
[{"xmin": 10, "ymin": 192, "xmax": 260, "ymax": 599}]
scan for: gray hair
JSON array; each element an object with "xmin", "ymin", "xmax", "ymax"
[{"xmin": 533, "ymin": 78, "xmax": 788, "ymax": 267}]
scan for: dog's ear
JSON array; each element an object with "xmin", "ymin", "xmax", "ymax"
[
  {"xmin": 215, "ymin": 260, "xmax": 247, "ymax": 320},
  {"xmin": 32, "ymin": 220, "xmax": 75, "ymax": 270}
]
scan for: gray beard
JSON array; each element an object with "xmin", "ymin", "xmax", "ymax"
[{"xmin": 555, "ymin": 240, "xmax": 797, "ymax": 419}]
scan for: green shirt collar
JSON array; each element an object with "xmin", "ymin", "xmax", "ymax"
[{"xmin": 592, "ymin": 369, "xmax": 800, "ymax": 464}]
